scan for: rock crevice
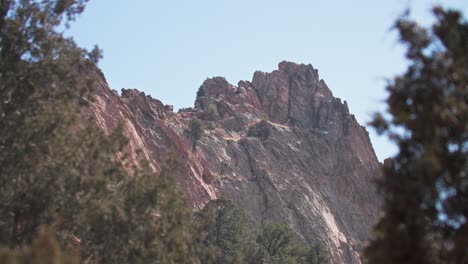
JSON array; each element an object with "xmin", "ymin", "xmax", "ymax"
[{"xmin": 87, "ymin": 61, "xmax": 382, "ymax": 264}]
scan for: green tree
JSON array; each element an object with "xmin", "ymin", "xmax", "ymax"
[
  {"xmin": 185, "ymin": 117, "xmax": 204, "ymax": 152},
  {"xmin": 197, "ymin": 85, "xmax": 207, "ymax": 97},
  {"xmin": 256, "ymin": 222, "xmax": 295, "ymax": 261},
  {"xmin": 195, "ymin": 199, "xmax": 329, "ymax": 264},
  {"xmin": 193, "ymin": 198, "xmax": 247, "ymax": 264},
  {"xmin": 251, "ymin": 222, "xmax": 327, "ymax": 264},
  {"xmin": 74, "ymin": 159, "xmax": 197, "ymax": 264},
  {"xmin": 366, "ymin": 7, "xmax": 468, "ymax": 264},
  {"xmin": 247, "ymin": 120, "xmax": 271, "ymax": 140},
  {"xmin": 0, "ymin": 0, "xmax": 103, "ymax": 248},
  {"xmin": 206, "ymin": 100, "xmax": 219, "ymax": 121},
  {"xmin": 0, "ymin": 1, "xmax": 198, "ymax": 263},
  {"xmin": 254, "ymin": 222, "xmax": 304, "ymax": 264},
  {"xmin": 306, "ymin": 243, "xmax": 329, "ymax": 264}
]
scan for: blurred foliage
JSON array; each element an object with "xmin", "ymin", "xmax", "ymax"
[
  {"xmin": 0, "ymin": 1, "xmax": 198, "ymax": 263},
  {"xmin": 206, "ymin": 121, "xmax": 216, "ymax": 130},
  {"xmin": 0, "ymin": 226, "xmax": 79, "ymax": 264},
  {"xmin": 366, "ymin": 6, "xmax": 468, "ymax": 264}
]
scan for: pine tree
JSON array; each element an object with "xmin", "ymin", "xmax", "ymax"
[
  {"xmin": 193, "ymin": 198, "xmax": 247, "ymax": 264},
  {"xmin": 366, "ymin": 7, "xmax": 468, "ymax": 264},
  {"xmin": 253, "ymin": 222, "xmax": 310, "ymax": 264},
  {"xmin": 184, "ymin": 117, "xmax": 204, "ymax": 152}
]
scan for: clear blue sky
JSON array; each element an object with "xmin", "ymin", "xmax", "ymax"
[{"xmin": 68, "ymin": 0, "xmax": 468, "ymax": 161}]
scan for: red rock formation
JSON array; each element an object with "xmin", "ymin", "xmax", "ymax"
[
  {"xmin": 84, "ymin": 71, "xmax": 218, "ymax": 209},
  {"xmin": 87, "ymin": 61, "xmax": 381, "ymax": 263}
]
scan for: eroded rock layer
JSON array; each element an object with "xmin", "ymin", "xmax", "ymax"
[{"xmin": 87, "ymin": 61, "xmax": 381, "ymax": 263}]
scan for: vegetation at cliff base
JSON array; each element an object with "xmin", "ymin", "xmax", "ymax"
[
  {"xmin": 194, "ymin": 198, "xmax": 330, "ymax": 264},
  {"xmin": 366, "ymin": 7, "xmax": 468, "ymax": 264}
]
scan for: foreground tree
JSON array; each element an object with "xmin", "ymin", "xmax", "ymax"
[
  {"xmin": 0, "ymin": 0, "xmax": 101, "ymax": 248},
  {"xmin": 76, "ymin": 159, "xmax": 197, "ymax": 263},
  {"xmin": 366, "ymin": 7, "xmax": 468, "ymax": 264},
  {"xmin": 0, "ymin": 226, "xmax": 79, "ymax": 264},
  {"xmin": 0, "ymin": 1, "xmax": 197, "ymax": 263}
]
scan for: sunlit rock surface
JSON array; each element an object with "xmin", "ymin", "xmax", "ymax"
[{"xmin": 87, "ymin": 61, "xmax": 381, "ymax": 263}]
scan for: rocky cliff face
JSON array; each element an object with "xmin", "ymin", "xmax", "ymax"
[{"xmin": 87, "ymin": 61, "xmax": 381, "ymax": 263}]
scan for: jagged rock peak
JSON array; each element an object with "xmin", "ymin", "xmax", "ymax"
[
  {"xmin": 193, "ymin": 61, "xmax": 354, "ymax": 138},
  {"xmin": 278, "ymin": 60, "xmax": 320, "ymax": 80},
  {"xmin": 87, "ymin": 61, "xmax": 382, "ymax": 263},
  {"xmin": 198, "ymin": 77, "xmax": 237, "ymax": 99},
  {"xmin": 120, "ymin": 88, "xmax": 174, "ymax": 114}
]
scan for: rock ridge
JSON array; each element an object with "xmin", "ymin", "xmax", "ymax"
[{"xmin": 86, "ymin": 61, "xmax": 382, "ymax": 264}]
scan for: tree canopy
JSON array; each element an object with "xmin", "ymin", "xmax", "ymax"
[
  {"xmin": 194, "ymin": 199, "xmax": 329, "ymax": 264},
  {"xmin": 193, "ymin": 198, "xmax": 246, "ymax": 263},
  {"xmin": 366, "ymin": 7, "xmax": 468, "ymax": 264}
]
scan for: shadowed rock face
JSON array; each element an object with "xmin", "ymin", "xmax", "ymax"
[{"xmin": 87, "ymin": 61, "xmax": 381, "ymax": 263}]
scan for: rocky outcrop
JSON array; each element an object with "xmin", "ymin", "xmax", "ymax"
[
  {"xmin": 87, "ymin": 61, "xmax": 381, "ymax": 263},
  {"xmin": 84, "ymin": 72, "xmax": 218, "ymax": 209}
]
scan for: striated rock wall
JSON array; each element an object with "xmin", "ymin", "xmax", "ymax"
[
  {"xmin": 84, "ymin": 71, "xmax": 218, "ymax": 209},
  {"xmin": 87, "ymin": 61, "xmax": 381, "ymax": 263}
]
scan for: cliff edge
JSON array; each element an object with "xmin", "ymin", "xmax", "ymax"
[{"xmin": 86, "ymin": 61, "xmax": 381, "ymax": 263}]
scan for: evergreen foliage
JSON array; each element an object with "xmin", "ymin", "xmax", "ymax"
[
  {"xmin": 197, "ymin": 85, "xmax": 207, "ymax": 97},
  {"xmin": 306, "ymin": 243, "xmax": 329, "ymax": 264},
  {"xmin": 194, "ymin": 198, "xmax": 247, "ymax": 264},
  {"xmin": 256, "ymin": 222, "xmax": 296, "ymax": 261},
  {"xmin": 196, "ymin": 199, "xmax": 330, "ymax": 264},
  {"xmin": 365, "ymin": 7, "xmax": 468, "ymax": 264},
  {"xmin": 251, "ymin": 222, "xmax": 328, "ymax": 264},
  {"xmin": 184, "ymin": 117, "xmax": 204, "ymax": 152},
  {"xmin": 205, "ymin": 100, "xmax": 219, "ymax": 121},
  {"xmin": 247, "ymin": 120, "xmax": 271, "ymax": 140},
  {"xmin": 0, "ymin": 1, "xmax": 198, "ymax": 263},
  {"xmin": 206, "ymin": 121, "xmax": 216, "ymax": 130}
]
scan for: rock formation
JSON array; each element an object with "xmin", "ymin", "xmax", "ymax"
[{"xmin": 86, "ymin": 61, "xmax": 382, "ymax": 263}]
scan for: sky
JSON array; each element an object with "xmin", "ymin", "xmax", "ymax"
[{"xmin": 67, "ymin": 0, "xmax": 468, "ymax": 161}]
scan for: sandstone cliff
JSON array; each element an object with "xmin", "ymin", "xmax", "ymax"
[{"xmin": 87, "ymin": 61, "xmax": 381, "ymax": 263}]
